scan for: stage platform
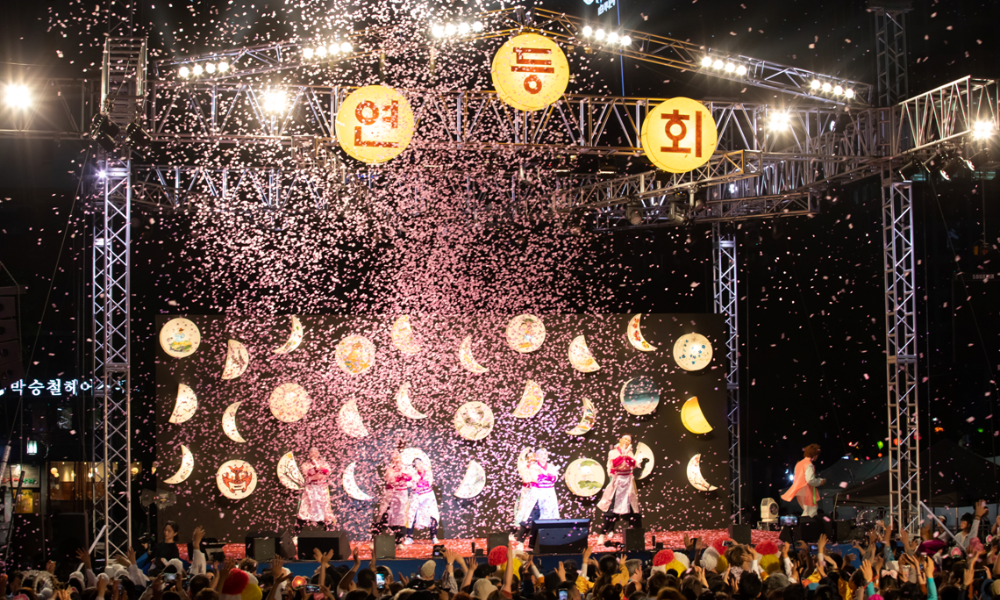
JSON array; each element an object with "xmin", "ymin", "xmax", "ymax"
[{"xmin": 197, "ymin": 529, "xmax": 781, "ymax": 562}]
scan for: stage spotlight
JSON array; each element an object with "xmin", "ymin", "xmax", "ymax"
[
  {"xmin": 701, "ymin": 56, "xmax": 713, "ymax": 67},
  {"xmin": 844, "ymin": 88, "xmax": 855, "ymax": 99},
  {"xmin": 124, "ymin": 121, "xmax": 150, "ymax": 147},
  {"xmin": 472, "ymin": 21, "xmax": 484, "ymax": 32},
  {"xmin": 340, "ymin": 41, "xmax": 353, "ymax": 53},
  {"xmin": 810, "ymin": 79, "xmax": 821, "ymax": 90},
  {"xmin": 432, "ymin": 25, "xmax": 445, "ymax": 38},
  {"xmin": 724, "ymin": 62, "xmax": 736, "ymax": 73},
  {"xmin": 735, "ymin": 65, "xmax": 747, "ymax": 75},
  {"xmin": 941, "ymin": 155, "xmax": 974, "ymax": 180},
  {"xmin": 444, "ymin": 23, "xmax": 457, "ymax": 36},
  {"xmin": 769, "ymin": 111, "xmax": 791, "ymax": 131},
  {"xmin": 316, "ymin": 45, "xmax": 327, "ymax": 57},
  {"xmin": 973, "ymin": 120, "xmax": 995, "ymax": 140},
  {"xmin": 713, "ymin": 59, "xmax": 724, "ymax": 70},
  {"xmin": 821, "ymin": 82, "xmax": 832, "ymax": 92},
  {"xmin": 897, "ymin": 159, "xmax": 927, "ymax": 181},
  {"xmin": 205, "ymin": 62, "xmax": 217, "ymax": 74},
  {"xmin": 595, "ymin": 28, "xmax": 606, "ymax": 40},
  {"xmin": 458, "ymin": 22, "xmax": 470, "ymax": 34},
  {"xmin": 192, "ymin": 64, "xmax": 204, "ymax": 76},
  {"xmin": 608, "ymin": 31, "xmax": 619, "ymax": 44},
  {"xmin": 178, "ymin": 66, "xmax": 191, "ymax": 78},
  {"xmin": 90, "ymin": 113, "xmax": 120, "ymax": 151},
  {"xmin": 621, "ymin": 35, "xmax": 632, "ymax": 46},
  {"xmin": 303, "ymin": 47, "xmax": 314, "ymax": 59},
  {"xmin": 626, "ymin": 202, "xmax": 644, "ymax": 226},
  {"xmin": 582, "ymin": 25, "xmax": 593, "ymax": 37},
  {"xmin": 328, "ymin": 43, "xmax": 340, "ymax": 55},
  {"xmin": 833, "ymin": 85, "xmax": 844, "ymax": 96},
  {"xmin": 218, "ymin": 61, "xmax": 230, "ymax": 73},
  {"xmin": 4, "ymin": 84, "xmax": 30, "ymax": 109},
  {"xmin": 263, "ymin": 90, "xmax": 287, "ymax": 114}
]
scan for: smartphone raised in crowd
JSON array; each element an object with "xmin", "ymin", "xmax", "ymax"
[
  {"xmin": 376, "ymin": 574, "xmax": 385, "ymax": 590},
  {"xmin": 558, "ymin": 591, "xmax": 569, "ymax": 600},
  {"xmin": 163, "ymin": 574, "xmax": 178, "ymax": 584},
  {"xmin": 303, "ymin": 585, "xmax": 321, "ymax": 594}
]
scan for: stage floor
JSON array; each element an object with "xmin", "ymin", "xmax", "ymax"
[{"xmin": 209, "ymin": 529, "xmax": 780, "ymax": 561}]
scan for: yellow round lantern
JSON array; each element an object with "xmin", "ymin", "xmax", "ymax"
[
  {"xmin": 491, "ymin": 33, "xmax": 570, "ymax": 112},
  {"xmin": 335, "ymin": 85, "xmax": 415, "ymax": 164},
  {"xmin": 640, "ymin": 97, "xmax": 719, "ymax": 173}
]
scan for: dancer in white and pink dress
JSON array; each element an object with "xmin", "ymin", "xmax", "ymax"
[
  {"xmin": 404, "ymin": 458, "xmax": 440, "ymax": 545},
  {"xmin": 515, "ymin": 448, "xmax": 561, "ymax": 550},
  {"xmin": 297, "ymin": 447, "xmax": 337, "ymax": 529},
  {"xmin": 372, "ymin": 452, "xmax": 412, "ymax": 544},
  {"xmin": 596, "ymin": 435, "xmax": 643, "ymax": 545}
]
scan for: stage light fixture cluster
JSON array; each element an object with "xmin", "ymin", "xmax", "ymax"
[
  {"xmin": 699, "ymin": 55, "xmax": 748, "ymax": 76},
  {"xmin": 301, "ymin": 40, "xmax": 354, "ymax": 60},
  {"xmin": 4, "ymin": 84, "xmax": 31, "ymax": 109},
  {"xmin": 580, "ymin": 26, "xmax": 632, "ymax": 46},
  {"xmin": 430, "ymin": 21, "xmax": 484, "ymax": 38},
  {"xmin": 808, "ymin": 79, "xmax": 855, "ymax": 99},
  {"xmin": 768, "ymin": 111, "xmax": 792, "ymax": 132},
  {"xmin": 177, "ymin": 61, "xmax": 230, "ymax": 79},
  {"xmin": 972, "ymin": 120, "xmax": 995, "ymax": 141},
  {"xmin": 262, "ymin": 90, "xmax": 287, "ymax": 114}
]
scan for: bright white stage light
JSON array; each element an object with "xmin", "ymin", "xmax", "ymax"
[
  {"xmin": 472, "ymin": 21, "xmax": 484, "ymax": 32},
  {"xmin": 607, "ymin": 31, "xmax": 619, "ymax": 44},
  {"xmin": 192, "ymin": 64, "xmax": 204, "ymax": 76},
  {"xmin": 444, "ymin": 23, "xmax": 457, "ymax": 36},
  {"xmin": 5, "ymin": 85, "xmax": 33, "ymax": 110},
  {"xmin": 316, "ymin": 45, "xmax": 327, "ymax": 57},
  {"xmin": 178, "ymin": 66, "xmax": 191, "ymax": 78},
  {"xmin": 263, "ymin": 90, "xmax": 287, "ymax": 114},
  {"xmin": 701, "ymin": 56, "xmax": 713, "ymax": 67},
  {"xmin": 833, "ymin": 85, "xmax": 844, "ymax": 96},
  {"xmin": 328, "ymin": 43, "xmax": 340, "ymax": 55},
  {"xmin": 458, "ymin": 22, "xmax": 470, "ymax": 34},
  {"xmin": 582, "ymin": 25, "xmax": 593, "ymax": 37},
  {"xmin": 713, "ymin": 59, "xmax": 724, "ymax": 70},
  {"xmin": 205, "ymin": 63, "xmax": 217, "ymax": 74},
  {"xmin": 432, "ymin": 24, "xmax": 445, "ymax": 38},
  {"xmin": 810, "ymin": 79, "xmax": 821, "ymax": 90},
  {"xmin": 735, "ymin": 65, "xmax": 747, "ymax": 75},
  {"xmin": 973, "ymin": 120, "xmax": 995, "ymax": 140},
  {"xmin": 621, "ymin": 35, "xmax": 632, "ymax": 46},
  {"xmin": 769, "ymin": 111, "xmax": 791, "ymax": 131},
  {"xmin": 724, "ymin": 62, "xmax": 736, "ymax": 73},
  {"xmin": 844, "ymin": 88, "xmax": 855, "ymax": 99},
  {"xmin": 340, "ymin": 41, "xmax": 353, "ymax": 53},
  {"xmin": 595, "ymin": 28, "xmax": 606, "ymax": 40},
  {"xmin": 218, "ymin": 61, "xmax": 230, "ymax": 73},
  {"xmin": 302, "ymin": 47, "xmax": 314, "ymax": 59},
  {"xmin": 821, "ymin": 82, "xmax": 832, "ymax": 92},
  {"xmin": 98, "ymin": 170, "xmax": 107, "ymax": 179}
]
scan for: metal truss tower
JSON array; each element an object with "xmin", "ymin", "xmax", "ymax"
[
  {"xmin": 871, "ymin": 1, "xmax": 911, "ymax": 107},
  {"xmin": 880, "ymin": 167, "xmax": 921, "ymax": 531},
  {"xmin": 712, "ymin": 224, "xmax": 741, "ymax": 522}
]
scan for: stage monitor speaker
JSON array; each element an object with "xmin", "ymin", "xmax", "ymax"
[
  {"xmin": 298, "ymin": 530, "xmax": 350, "ymax": 561},
  {"xmin": 487, "ymin": 532, "xmax": 509, "ymax": 555},
  {"xmin": 375, "ymin": 535, "xmax": 396, "ymax": 559},
  {"xmin": 0, "ymin": 286, "xmax": 24, "ymax": 386},
  {"xmin": 729, "ymin": 523, "xmax": 752, "ymax": 545},
  {"xmin": 623, "ymin": 527, "xmax": 645, "ymax": 552},
  {"xmin": 246, "ymin": 530, "xmax": 296, "ymax": 561},
  {"xmin": 50, "ymin": 513, "xmax": 89, "ymax": 566},
  {"xmin": 797, "ymin": 518, "xmax": 823, "ymax": 543},
  {"xmin": 530, "ymin": 519, "xmax": 590, "ymax": 555}
]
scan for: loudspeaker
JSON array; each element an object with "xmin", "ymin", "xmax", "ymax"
[
  {"xmin": 0, "ymin": 286, "xmax": 24, "ymax": 386},
  {"xmin": 530, "ymin": 519, "xmax": 590, "ymax": 555},
  {"xmin": 375, "ymin": 535, "xmax": 396, "ymax": 559},
  {"xmin": 51, "ymin": 513, "xmax": 89, "ymax": 565},
  {"xmin": 797, "ymin": 518, "xmax": 823, "ymax": 543},
  {"xmin": 487, "ymin": 532, "xmax": 509, "ymax": 555},
  {"xmin": 729, "ymin": 523, "xmax": 752, "ymax": 545},
  {"xmin": 297, "ymin": 530, "xmax": 350, "ymax": 560},
  {"xmin": 623, "ymin": 527, "xmax": 645, "ymax": 552},
  {"xmin": 834, "ymin": 520, "xmax": 862, "ymax": 542},
  {"xmin": 246, "ymin": 530, "xmax": 296, "ymax": 561}
]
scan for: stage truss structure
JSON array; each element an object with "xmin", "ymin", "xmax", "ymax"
[{"xmin": 1, "ymin": 7, "xmax": 998, "ymax": 545}]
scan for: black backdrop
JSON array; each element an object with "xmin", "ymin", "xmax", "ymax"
[{"xmin": 155, "ymin": 313, "xmax": 730, "ymax": 541}]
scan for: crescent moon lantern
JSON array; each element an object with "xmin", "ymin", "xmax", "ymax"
[
  {"xmin": 512, "ymin": 379, "xmax": 545, "ymax": 418},
  {"xmin": 163, "ymin": 444, "xmax": 195, "ymax": 485},
  {"xmin": 277, "ymin": 451, "xmax": 304, "ymax": 491},
  {"xmin": 568, "ymin": 335, "xmax": 600, "ymax": 373},
  {"xmin": 168, "ymin": 383, "xmax": 198, "ymax": 424},
  {"xmin": 221, "ymin": 339, "xmax": 250, "ymax": 380},
  {"xmin": 626, "ymin": 314, "xmax": 657, "ymax": 352},
  {"xmin": 222, "ymin": 401, "xmax": 246, "ymax": 443},
  {"xmin": 686, "ymin": 454, "xmax": 719, "ymax": 491},
  {"xmin": 635, "ymin": 442, "xmax": 655, "ymax": 480},
  {"xmin": 343, "ymin": 462, "xmax": 373, "ymax": 501},
  {"xmin": 565, "ymin": 398, "xmax": 597, "ymax": 436},
  {"xmin": 395, "ymin": 383, "xmax": 427, "ymax": 419},
  {"xmin": 338, "ymin": 399, "xmax": 369, "ymax": 438},
  {"xmin": 680, "ymin": 396, "xmax": 713, "ymax": 434},
  {"xmin": 391, "ymin": 315, "xmax": 421, "ymax": 356},
  {"xmin": 453, "ymin": 460, "xmax": 486, "ymax": 498},
  {"xmin": 458, "ymin": 336, "xmax": 488, "ymax": 374},
  {"xmin": 273, "ymin": 315, "xmax": 304, "ymax": 354}
]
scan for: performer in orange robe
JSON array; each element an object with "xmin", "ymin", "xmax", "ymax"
[{"xmin": 781, "ymin": 444, "xmax": 825, "ymax": 518}]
